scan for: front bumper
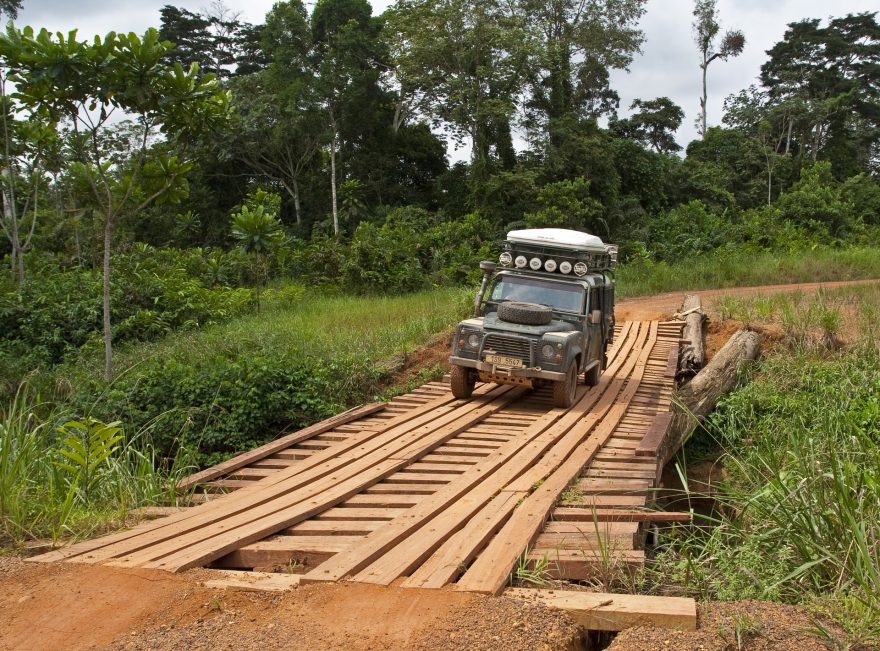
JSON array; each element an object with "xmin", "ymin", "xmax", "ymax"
[{"xmin": 448, "ymin": 355, "xmax": 567, "ymax": 381}]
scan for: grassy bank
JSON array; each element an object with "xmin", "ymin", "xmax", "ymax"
[
  {"xmin": 617, "ymin": 246, "xmax": 880, "ymax": 298},
  {"xmin": 654, "ymin": 286, "xmax": 880, "ymax": 647},
  {"xmin": 48, "ymin": 286, "xmax": 472, "ymax": 466}
]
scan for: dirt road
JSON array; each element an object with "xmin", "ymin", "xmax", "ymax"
[
  {"xmin": 0, "ymin": 557, "xmax": 579, "ymax": 651},
  {"xmin": 616, "ymin": 278, "xmax": 880, "ymax": 321}
]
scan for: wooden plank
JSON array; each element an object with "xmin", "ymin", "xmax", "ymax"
[
  {"xmin": 342, "ymin": 494, "xmax": 423, "ymax": 508},
  {"xmin": 530, "ymin": 549, "xmax": 645, "ymax": 581},
  {"xmin": 312, "ymin": 323, "xmax": 648, "ymax": 587},
  {"xmin": 283, "ymin": 520, "xmax": 386, "ymax": 536},
  {"xmin": 363, "ymin": 483, "xmax": 446, "ymax": 494},
  {"xmin": 134, "ymin": 387, "xmax": 525, "ymax": 572},
  {"xmin": 401, "ymin": 492, "xmax": 523, "ymax": 589},
  {"xmin": 664, "ymin": 344, "xmax": 680, "ymax": 378},
  {"xmin": 177, "ymin": 402, "xmax": 386, "ymax": 491},
  {"xmin": 42, "ymin": 385, "xmax": 503, "ymax": 566},
  {"xmin": 316, "ymin": 507, "xmax": 406, "ymax": 521},
  {"xmin": 552, "ymin": 508, "xmax": 692, "ymax": 523},
  {"xmin": 203, "ymin": 570, "xmax": 302, "ymax": 592},
  {"xmin": 505, "ymin": 589, "xmax": 697, "ymax": 632},
  {"xmin": 455, "ymin": 322, "xmax": 659, "ymax": 595},
  {"xmin": 635, "ymin": 411, "xmax": 674, "ymax": 458}
]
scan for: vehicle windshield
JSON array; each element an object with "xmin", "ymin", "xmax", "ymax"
[{"xmin": 489, "ymin": 275, "xmax": 585, "ymax": 313}]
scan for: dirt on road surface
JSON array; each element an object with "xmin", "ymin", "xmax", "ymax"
[
  {"xmin": 616, "ymin": 278, "xmax": 880, "ymax": 322},
  {"xmin": 0, "ymin": 557, "xmax": 580, "ymax": 651}
]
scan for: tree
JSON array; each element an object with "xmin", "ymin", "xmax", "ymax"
[
  {"xmin": 0, "ymin": 0, "xmax": 20, "ymax": 19},
  {"xmin": 159, "ymin": 2, "xmax": 257, "ymax": 79},
  {"xmin": 384, "ymin": 0, "xmax": 529, "ymax": 198},
  {"xmin": 692, "ymin": 0, "xmax": 744, "ymax": 138},
  {"xmin": 311, "ymin": 0, "xmax": 386, "ymax": 235},
  {"xmin": 759, "ymin": 13, "xmax": 880, "ymax": 176},
  {"xmin": 0, "ymin": 70, "xmax": 59, "ymax": 283},
  {"xmin": 610, "ymin": 97, "xmax": 684, "ymax": 153},
  {"xmin": 520, "ymin": 0, "xmax": 646, "ymax": 130},
  {"xmin": 230, "ymin": 194, "xmax": 284, "ymax": 310},
  {"xmin": 227, "ymin": 0, "xmax": 320, "ymax": 228},
  {"xmin": 1, "ymin": 26, "xmax": 230, "ymax": 380}
]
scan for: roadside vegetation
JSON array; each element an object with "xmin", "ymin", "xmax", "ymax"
[
  {"xmin": 0, "ymin": 3, "xmax": 879, "ymax": 639},
  {"xmin": 651, "ymin": 286, "xmax": 880, "ymax": 647}
]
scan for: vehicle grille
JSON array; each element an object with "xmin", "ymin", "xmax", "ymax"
[{"xmin": 482, "ymin": 335, "xmax": 532, "ymax": 365}]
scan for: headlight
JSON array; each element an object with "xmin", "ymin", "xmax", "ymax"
[
  {"xmin": 574, "ymin": 262, "xmax": 588, "ymax": 276},
  {"xmin": 544, "ymin": 259, "xmax": 557, "ymax": 272},
  {"xmin": 466, "ymin": 333, "xmax": 480, "ymax": 348},
  {"xmin": 499, "ymin": 252, "xmax": 512, "ymax": 266},
  {"xmin": 514, "ymin": 255, "xmax": 528, "ymax": 268},
  {"xmin": 541, "ymin": 344, "xmax": 555, "ymax": 358},
  {"xmin": 559, "ymin": 261, "xmax": 572, "ymax": 274},
  {"xmin": 529, "ymin": 257, "xmax": 542, "ymax": 270}
]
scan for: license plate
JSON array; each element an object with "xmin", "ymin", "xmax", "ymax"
[{"xmin": 485, "ymin": 354, "xmax": 523, "ymax": 368}]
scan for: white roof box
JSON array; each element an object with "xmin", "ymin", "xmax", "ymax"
[{"xmin": 507, "ymin": 228, "xmax": 605, "ymax": 252}]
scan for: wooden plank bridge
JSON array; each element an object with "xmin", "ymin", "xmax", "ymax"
[{"xmin": 33, "ymin": 319, "xmax": 687, "ymax": 600}]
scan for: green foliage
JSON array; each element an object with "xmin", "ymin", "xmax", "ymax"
[
  {"xmin": 654, "ymin": 288, "xmax": 880, "ymax": 639},
  {"xmin": 231, "ymin": 205, "xmax": 285, "ymax": 255},
  {"xmin": 524, "ymin": 178, "xmax": 604, "ymax": 233},
  {"xmin": 0, "ymin": 248, "xmax": 254, "ymax": 392},
  {"xmin": 0, "ymin": 386, "xmax": 191, "ymax": 544},
  {"xmin": 54, "ymin": 418, "xmax": 124, "ymax": 504},
  {"xmin": 776, "ymin": 162, "xmax": 852, "ymax": 237},
  {"xmin": 55, "ymin": 286, "xmax": 470, "ymax": 465}
]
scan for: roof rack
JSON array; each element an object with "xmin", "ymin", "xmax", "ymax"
[{"xmin": 498, "ymin": 232, "xmax": 617, "ymax": 276}]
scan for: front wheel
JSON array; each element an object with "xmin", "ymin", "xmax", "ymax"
[
  {"xmin": 552, "ymin": 362, "xmax": 578, "ymax": 408},
  {"xmin": 450, "ymin": 365, "xmax": 476, "ymax": 399}
]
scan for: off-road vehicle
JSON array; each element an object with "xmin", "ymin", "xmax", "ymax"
[{"xmin": 449, "ymin": 228, "xmax": 616, "ymax": 408}]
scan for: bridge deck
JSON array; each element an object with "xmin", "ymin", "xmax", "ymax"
[{"xmin": 32, "ymin": 320, "xmax": 684, "ymax": 596}]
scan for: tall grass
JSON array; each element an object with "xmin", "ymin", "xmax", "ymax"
[
  {"xmin": 655, "ymin": 287, "xmax": 880, "ymax": 644},
  {"xmin": 68, "ymin": 286, "xmax": 472, "ymax": 382},
  {"xmin": 617, "ymin": 246, "xmax": 880, "ymax": 298},
  {"xmin": 0, "ymin": 386, "xmax": 191, "ymax": 546}
]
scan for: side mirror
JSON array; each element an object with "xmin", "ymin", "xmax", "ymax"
[
  {"xmin": 473, "ymin": 261, "xmax": 497, "ymax": 317},
  {"xmin": 590, "ymin": 309, "xmax": 602, "ymax": 325}
]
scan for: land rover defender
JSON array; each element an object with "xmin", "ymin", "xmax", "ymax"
[{"xmin": 449, "ymin": 228, "xmax": 617, "ymax": 408}]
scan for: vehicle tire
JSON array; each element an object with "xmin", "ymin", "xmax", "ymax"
[
  {"xmin": 584, "ymin": 359, "xmax": 601, "ymax": 386},
  {"xmin": 497, "ymin": 301, "xmax": 553, "ymax": 326},
  {"xmin": 552, "ymin": 362, "xmax": 578, "ymax": 408},
  {"xmin": 450, "ymin": 365, "xmax": 475, "ymax": 399}
]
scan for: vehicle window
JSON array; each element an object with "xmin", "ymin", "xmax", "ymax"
[{"xmin": 490, "ymin": 276, "xmax": 585, "ymax": 313}]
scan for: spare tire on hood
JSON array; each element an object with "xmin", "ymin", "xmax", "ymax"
[{"xmin": 497, "ymin": 301, "xmax": 553, "ymax": 326}]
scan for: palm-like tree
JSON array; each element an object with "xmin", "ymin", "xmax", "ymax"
[{"xmin": 231, "ymin": 205, "xmax": 285, "ymax": 310}]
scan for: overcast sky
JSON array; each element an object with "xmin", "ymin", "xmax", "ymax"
[{"xmin": 14, "ymin": 0, "xmax": 880, "ymax": 159}]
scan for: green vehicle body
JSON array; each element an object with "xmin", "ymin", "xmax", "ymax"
[{"xmin": 448, "ymin": 230, "xmax": 616, "ymax": 408}]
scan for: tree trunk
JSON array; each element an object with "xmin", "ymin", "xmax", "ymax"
[
  {"xmin": 677, "ymin": 294, "xmax": 706, "ymax": 377},
  {"xmin": 292, "ymin": 178, "xmax": 301, "ymax": 226},
  {"xmin": 700, "ymin": 56, "xmax": 708, "ymax": 138},
  {"xmin": 662, "ymin": 329, "xmax": 761, "ymax": 466},
  {"xmin": 102, "ymin": 214, "xmax": 114, "ymax": 382},
  {"xmin": 330, "ymin": 129, "xmax": 339, "ymax": 236}
]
